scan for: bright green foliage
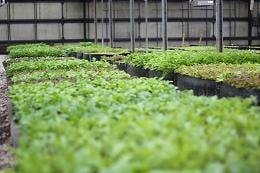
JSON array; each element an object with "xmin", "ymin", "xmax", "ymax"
[
  {"xmin": 6, "ymin": 58, "xmax": 260, "ymax": 173},
  {"xmin": 11, "ymin": 68, "xmax": 130, "ymax": 84},
  {"xmin": 58, "ymin": 42, "xmax": 129, "ymax": 55},
  {"xmin": 176, "ymin": 63, "xmax": 260, "ymax": 89},
  {"xmin": 8, "ymin": 44, "xmax": 66, "ymax": 58},
  {"xmin": 7, "ymin": 59, "xmax": 112, "ymax": 76},
  {"xmin": 6, "ymin": 57, "xmax": 75, "ymax": 66},
  {"xmin": 127, "ymin": 51, "xmax": 260, "ymax": 73},
  {"xmin": 75, "ymin": 45, "xmax": 129, "ymax": 54},
  {"xmin": 7, "ymin": 43, "xmax": 48, "ymax": 53}
]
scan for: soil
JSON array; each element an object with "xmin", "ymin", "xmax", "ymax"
[{"xmin": 0, "ymin": 55, "xmax": 14, "ymax": 170}]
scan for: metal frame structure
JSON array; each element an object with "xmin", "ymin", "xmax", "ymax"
[
  {"xmin": 216, "ymin": 0, "xmax": 223, "ymax": 52},
  {"xmin": 0, "ymin": 0, "xmax": 259, "ymax": 50}
]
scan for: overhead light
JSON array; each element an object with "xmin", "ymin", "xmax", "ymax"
[
  {"xmin": 190, "ymin": 0, "xmax": 214, "ymax": 7},
  {"xmin": 0, "ymin": 0, "xmax": 6, "ymax": 6}
]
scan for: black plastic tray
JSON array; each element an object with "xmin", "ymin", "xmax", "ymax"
[
  {"xmin": 127, "ymin": 64, "xmax": 148, "ymax": 77},
  {"xmin": 219, "ymin": 83, "xmax": 260, "ymax": 104},
  {"xmin": 176, "ymin": 74, "xmax": 220, "ymax": 96},
  {"xmin": 114, "ymin": 62, "xmax": 127, "ymax": 72},
  {"xmin": 76, "ymin": 52, "xmax": 83, "ymax": 59}
]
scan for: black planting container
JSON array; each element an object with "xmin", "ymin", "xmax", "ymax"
[
  {"xmin": 148, "ymin": 69, "xmax": 177, "ymax": 85},
  {"xmin": 127, "ymin": 64, "xmax": 148, "ymax": 77},
  {"xmin": 82, "ymin": 53, "xmax": 90, "ymax": 60},
  {"xmin": 176, "ymin": 74, "xmax": 220, "ymax": 96},
  {"xmin": 148, "ymin": 69, "xmax": 164, "ymax": 78},
  {"xmin": 76, "ymin": 52, "xmax": 83, "ymax": 59},
  {"xmin": 88, "ymin": 54, "xmax": 102, "ymax": 62},
  {"xmin": 114, "ymin": 62, "xmax": 127, "ymax": 72},
  {"xmin": 219, "ymin": 83, "xmax": 260, "ymax": 104},
  {"xmin": 67, "ymin": 51, "xmax": 77, "ymax": 57}
]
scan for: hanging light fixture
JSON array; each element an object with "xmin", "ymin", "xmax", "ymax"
[
  {"xmin": 190, "ymin": 0, "xmax": 214, "ymax": 7},
  {"xmin": 0, "ymin": 0, "xmax": 6, "ymax": 7}
]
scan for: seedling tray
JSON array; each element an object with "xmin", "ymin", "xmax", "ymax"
[
  {"xmin": 176, "ymin": 74, "xmax": 220, "ymax": 96},
  {"xmin": 114, "ymin": 62, "xmax": 127, "ymax": 72},
  {"xmin": 127, "ymin": 64, "xmax": 148, "ymax": 77},
  {"xmin": 219, "ymin": 83, "xmax": 260, "ymax": 104},
  {"xmin": 76, "ymin": 52, "xmax": 83, "ymax": 59}
]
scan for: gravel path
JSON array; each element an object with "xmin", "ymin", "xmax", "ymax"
[{"xmin": 0, "ymin": 55, "xmax": 13, "ymax": 170}]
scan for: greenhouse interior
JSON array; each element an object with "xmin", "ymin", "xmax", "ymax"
[{"xmin": 0, "ymin": 0, "xmax": 260, "ymax": 172}]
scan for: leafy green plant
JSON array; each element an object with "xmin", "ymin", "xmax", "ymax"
[
  {"xmin": 5, "ymin": 49, "xmax": 260, "ymax": 173},
  {"xmin": 9, "ymin": 45, "xmax": 66, "ymax": 59},
  {"xmin": 7, "ymin": 59, "xmax": 113, "ymax": 76},
  {"xmin": 7, "ymin": 43, "xmax": 48, "ymax": 53},
  {"xmin": 176, "ymin": 63, "xmax": 260, "ymax": 89},
  {"xmin": 8, "ymin": 74, "xmax": 260, "ymax": 173},
  {"xmin": 6, "ymin": 57, "xmax": 75, "ymax": 66},
  {"xmin": 57, "ymin": 43, "xmax": 129, "ymax": 55},
  {"xmin": 126, "ymin": 50, "xmax": 260, "ymax": 73}
]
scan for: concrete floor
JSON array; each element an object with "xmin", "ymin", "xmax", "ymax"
[{"xmin": 0, "ymin": 55, "xmax": 13, "ymax": 171}]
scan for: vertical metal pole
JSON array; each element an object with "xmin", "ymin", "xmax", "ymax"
[
  {"xmin": 130, "ymin": 0, "xmax": 135, "ymax": 52},
  {"xmin": 7, "ymin": 2, "xmax": 10, "ymax": 43},
  {"xmin": 205, "ymin": 6, "xmax": 208, "ymax": 45},
  {"xmin": 156, "ymin": 0, "xmax": 159, "ymax": 47},
  {"xmin": 83, "ymin": 1, "xmax": 87, "ymax": 40},
  {"xmin": 34, "ymin": 0, "xmax": 37, "ymax": 42},
  {"xmin": 162, "ymin": 0, "xmax": 168, "ymax": 51},
  {"xmin": 109, "ymin": 0, "xmax": 113, "ymax": 47},
  {"xmin": 61, "ymin": 1, "xmax": 65, "ymax": 45},
  {"xmin": 216, "ymin": 0, "xmax": 223, "ymax": 52},
  {"xmin": 101, "ymin": 0, "xmax": 104, "ymax": 47},
  {"xmin": 87, "ymin": 2, "xmax": 90, "ymax": 38},
  {"xmin": 94, "ymin": 0, "xmax": 98, "ymax": 44},
  {"xmin": 145, "ymin": 0, "xmax": 148, "ymax": 52},
  {"xmin": 248, "ymin": 1, "xmax": 253, "ymax": 46}
]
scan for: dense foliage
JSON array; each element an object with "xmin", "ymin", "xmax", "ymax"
[
  {"xmin": 5, "ymin": 55, "xmax": 260, "ymax": 173},
  {"xmin": 8, "ymin": 44, "xmax": 66, "ymax": 58},
  {"xmin": 7, "ymin": 43, "xmax": 48, "ymax": 53},
  {"xmin": 59, "ymin": 42, "xmax": 129, "ymax": 55},
  {"xmin": 176, "ymin": 63, "xmax": 260, "ymax": 89},
  {"xmin": 127, "ymin": 50, "xmax": 260, "ymax": 73},
  {"xmin": 5, "ymin": 57, "xmax": 75, "ymax": 66},
  {"xmin": 7, "ymin": 59, "xmax": 113, "ymax": 76}
]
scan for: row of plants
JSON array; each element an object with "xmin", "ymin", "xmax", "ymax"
[
  {"xmin": 7, "ymin": 42, "xmax": 129, "ymax": 59},
  {"xmin": 59, "ymin": 42, "xmax": 129, "ymax": 56},
  {"xmin": 7, "ymin": 43, "xmax": 48, "ymax": 53},
  {"xmin": 5, "ymin": 55, "xmax": 260, "ymax": 172},
  {"xmin": 8, "ymin": 44, "xmax": 67, "ymax": 59},
  {"xmin": 6, "ymin": 59, "xmax": 113, "ymax": 76},
  {"xmin": 106, "ymin": 60, "xmax": 259, "ymax": 102},
  {"xmin": 126, "ymin": 51, "xmax": 260, "ymax": 73},
  {"xmin": 176, "ymin": 63, "xmax": 260, "ymax": 89}
]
